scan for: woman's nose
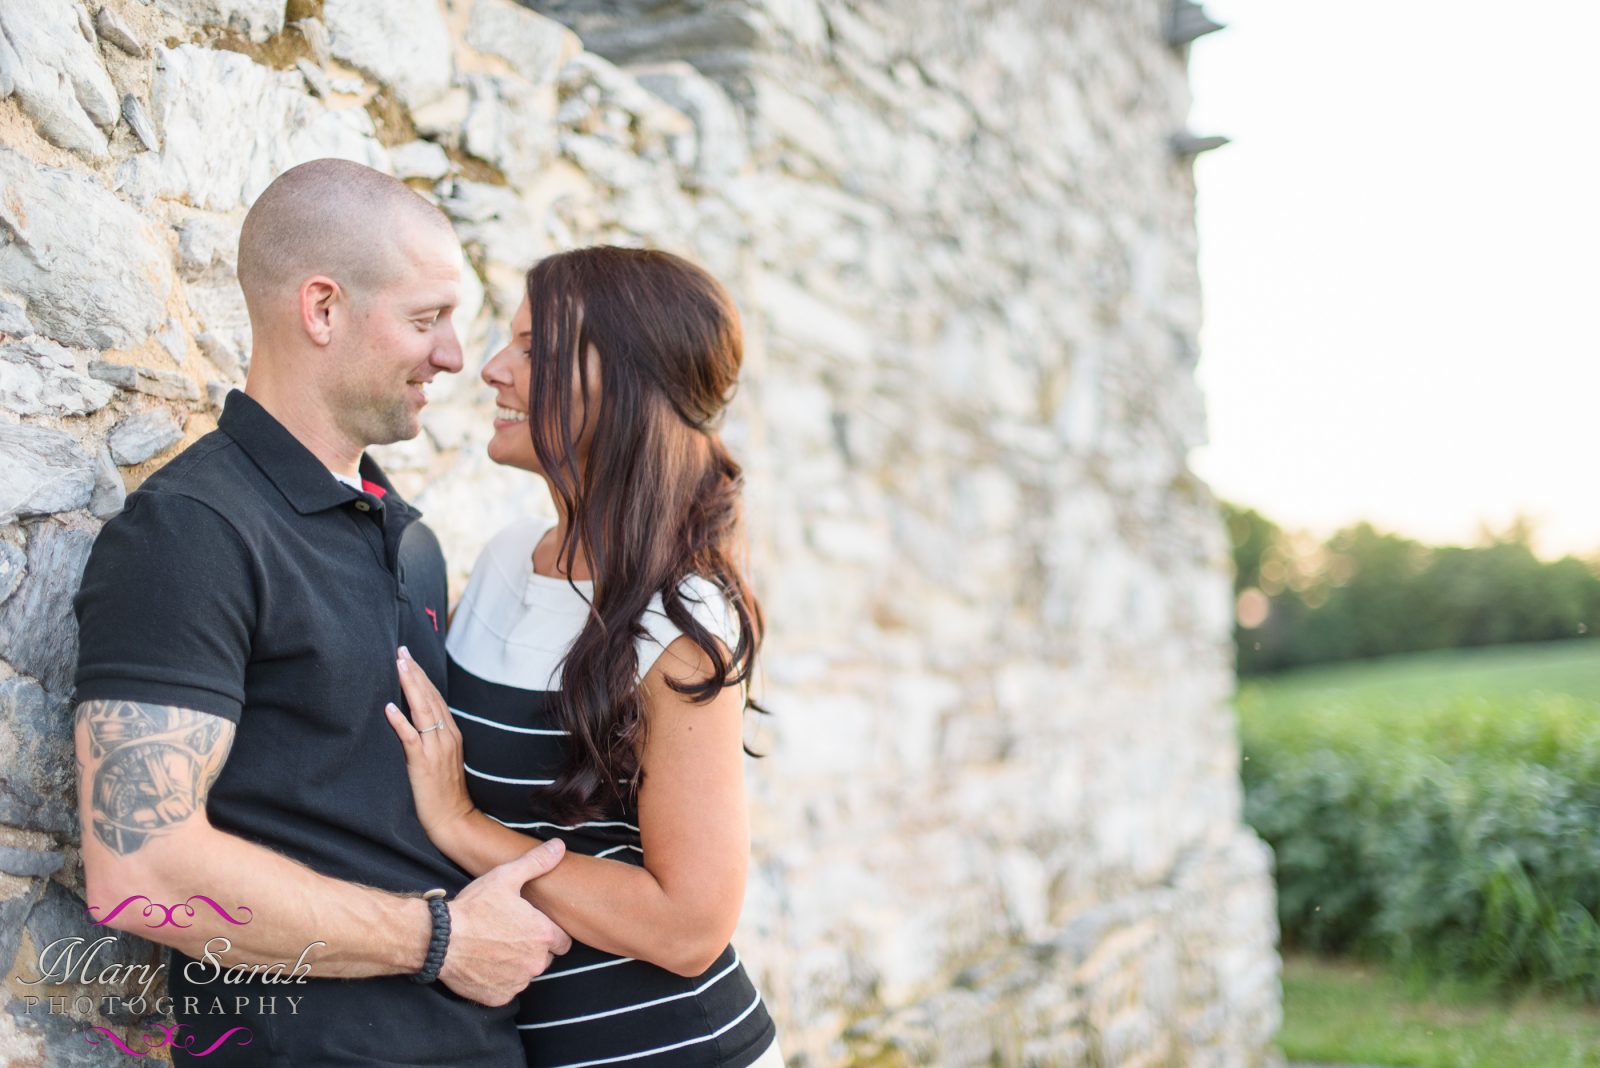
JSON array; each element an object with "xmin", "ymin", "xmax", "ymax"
[{"xmin": 481, "ymin": 347, "xmax": 509, "ymax": 386}]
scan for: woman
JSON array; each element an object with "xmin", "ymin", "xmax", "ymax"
[{"xmin": 383, "ymin": 246, "xmax": 782, "ymax": 1067}]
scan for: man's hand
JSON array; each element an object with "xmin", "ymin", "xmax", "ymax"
[{"xmin": 439, "ymin": 840, "xmax": 573, "ymax": 1006}]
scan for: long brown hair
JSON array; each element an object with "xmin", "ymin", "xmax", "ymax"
[{"xmin": 522, "ymin": 246, "xmax": 765, "ymax": 822}]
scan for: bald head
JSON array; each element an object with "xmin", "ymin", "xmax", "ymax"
[{"xmin": 238, "ymin": 158, "xmax": 455, "ymax": 323}]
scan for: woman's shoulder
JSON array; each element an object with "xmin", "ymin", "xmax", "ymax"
[{"xmin": 638, "ymin": 574, "xmax": 742, "ymax": 666}]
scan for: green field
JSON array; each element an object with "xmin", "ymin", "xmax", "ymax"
[
  {"xmin": 1281, "ymin": 951, "xmax": 1600, "ymax": 1068},
  {"xmin": 1235, "ymin": 639, "xmax": 1600, "ymax": 1064}
]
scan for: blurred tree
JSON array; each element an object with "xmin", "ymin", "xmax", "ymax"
[{"xmin": 1219, "ymin": 502, "xmax": 1600, "ymax": 675}]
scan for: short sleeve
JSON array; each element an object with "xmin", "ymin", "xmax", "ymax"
[
  {"xmin": 73, "ymin": 492, "xmax": 256, "ymax": 722},
  {"xmin": 635, "ymin": 574, "xmax": 741, "ymax": 679}
]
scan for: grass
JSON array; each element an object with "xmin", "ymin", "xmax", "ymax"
[
  {"xmin": 1281, "ymin": 951, "xmax": 1600, "ymax": 1067},
  {"xmin": 1239, "ymin": 639, "xmax": 1600, "ymax": 707},
  {"xmin": 1247, "ymin": 640, "xmax": 1600, "ymax": 1065}
]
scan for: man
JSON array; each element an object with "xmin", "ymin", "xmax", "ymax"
[{"xmin": 72, "ymin": 159, "xmax": 569, "ymax": 1066}]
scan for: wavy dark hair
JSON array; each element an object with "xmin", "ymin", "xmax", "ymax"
[{"xmin": 522, "ymin": 245, "xmax": 765, "ymax": 823}]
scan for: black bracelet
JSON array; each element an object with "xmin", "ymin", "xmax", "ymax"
[{"xmin": 411, "ymin": 889, "xmax": 451, "ymax": 985}]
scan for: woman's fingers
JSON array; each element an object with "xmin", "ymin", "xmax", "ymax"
[
  {"xmin": 396, "ymin": 646, "xmax": 450, "ymax": 735},
  {"xmin": 385, "ymin": 702, "xmax": 420, "ymax": 749}
]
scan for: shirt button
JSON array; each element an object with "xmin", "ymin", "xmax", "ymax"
[{"xmin": 354, "ymin": 501, "xmax": 371, "ymax": 512}]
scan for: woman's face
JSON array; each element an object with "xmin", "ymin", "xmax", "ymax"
[{"xmin": 481, "ymin": 296, "xmax": 601, "ymax": 475}]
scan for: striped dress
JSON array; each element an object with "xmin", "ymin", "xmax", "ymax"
[{"xmin": 445, "ymin": 517, "xmax": 778, "ymax": 1068}]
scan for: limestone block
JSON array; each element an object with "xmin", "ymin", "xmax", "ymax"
[
  {"xmin": 0, "ymin": 296, "xmax": 33, "ymax": 339},
  {"xmin": 631, "ymin": 62, "xmax": 748, "ymax": 185},
  {"xmin": 94, "ymin": 7, "xmax": 146, "ymax": 57},
  {"xmin": 0, "ymin": 0, "xmax": 119, "ymax": 157},
  {"xmin": 391, "ymin": 139, "xmax": 451, "ymax": 181},
  {"xmin": 0, "ymin": 422, "xmax": 95, "ymax": 524},
  {"xmin": 149, "ymin": 45, "xmax": 389, "ymax": 212},
  {"xmin": 153, "ymin": 0, "xmax": 284, "ymax": 43},
  {"xmin": 108, "ymin": 410, "xmax": 184, "ymax": 465},
  {"xmin": 87, "ymin": 361, "xmax": 200, "ymax": 402},
  {"xmin": 0, "ymin": 522, "xmax": 94, "ymax": 696},
  {"xmin": 0, "ymin": 338, "xmax": 115, "ymax": 417},
  {"xmin": 87, "ymin": 446, "xmax": 124, "ymax": 519},
  {"xmin": 0, "ymin": 148, "xmax": 172, "ymax": 351},
  {"xmin": 322, "ymin": 0, "xmax": 453, "ymax": 110},
  {"xmin": 464, "ymin": 0, "xmax": 579, "ymax": 86},
  {"xmin": 0, "ymin": 541, "xmax": 23, "ymax": 606},
  {"xmin": 461, "ymin": 73, "xmax": 556, "ymax": 187}
]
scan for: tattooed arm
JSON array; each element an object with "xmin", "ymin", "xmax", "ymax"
[{"xmin": 75, "ymin": 699, "xmax": 571, "ymax": 1000}]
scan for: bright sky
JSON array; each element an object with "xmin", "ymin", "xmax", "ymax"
[{"xmin": 1185, "ymin": 0, "xmax": 1600, "ymax": 561}]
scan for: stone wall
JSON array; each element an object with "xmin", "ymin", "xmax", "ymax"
[{"xmin": 0, "ymin": 0, "xmax": 1280, "ymax": 1064}]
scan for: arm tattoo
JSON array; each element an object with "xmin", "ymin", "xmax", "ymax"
[{"xmin": 77, "ymin": 701, "xmax": 234, "ymax": 856}]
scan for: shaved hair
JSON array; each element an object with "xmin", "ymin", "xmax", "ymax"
[{"xmin": 237, "ymin": 158, "xmax": 455, "ymax": 317}]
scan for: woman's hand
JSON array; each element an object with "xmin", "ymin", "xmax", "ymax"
[{"xmin": 383, "ymin": 646, "xmax": 477, "ymax": 847}]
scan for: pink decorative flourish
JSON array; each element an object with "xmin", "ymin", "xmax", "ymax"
[
  {"xmin": 87, "ymin": 1025, "xmax": 254, "ymax": 1058},
  {"xmin": 87, "ymin": 895, "xmax": 253, "ymax": 928},
  {"xmin": 84, "ymin": 1026, "xmax": 157, "ymax": 1055},
  {"xmin": 176, "ymin": 1026, "xmax": 254, "ymax": 1057}
]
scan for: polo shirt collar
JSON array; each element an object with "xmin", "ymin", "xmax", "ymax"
[{"xmin": 218, "ymin": 390, "xmax": 418, "ymax": 518}]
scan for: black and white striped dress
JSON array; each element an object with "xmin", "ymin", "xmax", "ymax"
[{"xmin": 445, "ymin": 517, "xmax": 778, "ymax": 1068}]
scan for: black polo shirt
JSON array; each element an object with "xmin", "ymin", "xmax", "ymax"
[{"xmin": 73, "ymin": 390, "xmax": 522, "ymax": 1067}]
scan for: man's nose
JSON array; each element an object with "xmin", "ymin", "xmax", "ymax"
[{"xmin": 432, "ymin": 322, "xmax": 465, "ymax": 374}]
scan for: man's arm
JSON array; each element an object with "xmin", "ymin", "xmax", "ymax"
[{"xmin": 77, "ymin": 699, "xmax": 570, "ymax": 1002}]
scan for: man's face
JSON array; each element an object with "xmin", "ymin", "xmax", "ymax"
[{"xmin": 331, "ymin": 222, "xmax": 465, "ymax": 448}]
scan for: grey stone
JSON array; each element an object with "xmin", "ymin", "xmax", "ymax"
[
  {"xmin": 110, "ymin": 151, "xmax": 162, "ymax": 208},
  {"xmin": 0, "ymin": 147, "xmax": 172, "ymax": 351},
  {"xmin": 148, "ymin": 45, "xmax": 390, "ymax": 212},
  {"xmin": 4, "ymin": 1000, "xmax": 139, "ymax": 1065},
  {"xmin": 0, "ymin": 845, "xmax": 64, "ymax": 878},
  {"xmin": 0, "ymin": 875, "xmax": 49, "ymax": 980},
  {"xmin": 0, "ymin": 338, "xmax": 116, "ymax": 416},
  {"xmin": 0, "ymin": 522, "xmax": 94, "ymax": 693},
  {"xmin": 196, "ymin": 331, "xmax": 243, "ymax": 378},
  {"xmin": 0, "ymin": 540, "xmax": 23, "ymax": 605},
  {"xmin": 88, "ymin": 446, "xmax": 124, "ymax": 519},
  {"xmin": 108, "ymin": 410, "xmax": 184, "ymax": 465},
  {"xmin": 322, "ymin": 0, "xmax": 453, "ymax": 110},
  {"xmin": 155, "ymin": 319, "xmax": 188, "ymax": 367},
  {"xmin": 121, "ymin": 92, "xmax": 159, "ymax": 152},
  {"xmin": 185, "ymin": 281, "xmax": 250, "ymax": 368},
  {"xmin": 0, "ymin": 421, "xmax": 95, "ymax": 524},
  {"xmin": 176, "ymin": 217, "xmax": 238, "ymax": 276},
  {"xmin": 631, "ymin": 62, "xmax": 748, "ymax": 184},
  {"xmin": 0, "ymin": 676, "xmax": 77, "ymax": 834},
  {"xmin": 390, "ymin": 139, "xmax": 451, "ymax": 181},
  {"xmin": 206, "ymin": 379, "xmax": 234, "ymax": 414},
  {"xmin": 0, "ymin": 295, "xmax": 33, "ymax": 338},
  {"xmin": 411, "ymin": 87, "xmax": 470, "ymax": 144},
  {"xmin": 296, "ymin": 57, "xmax": 333, "ymax": 99},
  {"xmin": 95, "ymin": 6, "xmax": 146, "ymax": 57},
  {"xmin": 292, "ymin": 17, "xmax": 331, "ymax": 68},
  {"xmin": 152, "ymin": 0, "xmax": 284, "ymax": 44},
  {"xmin": 0, "ymin": 0, "xmax": 119, "ymax": 157},
  {"xmin": 462, "ymin": 73, "xmax": 556, "ymax": 186},
  {"xmin": 465, "ymin": 0, "xmax": 576, "ymax": 86},
  {"xmin": 562, "ymin": 8, "xmax": 764, "ymax": 66},
  {"xmin": 88, "ymin": 361, "xmax": 201, "ymax": 402}
]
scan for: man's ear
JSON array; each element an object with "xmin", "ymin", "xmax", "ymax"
[{"xmin": 300, "ymin": 276, "xmax": 341, "ymax": 346}]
